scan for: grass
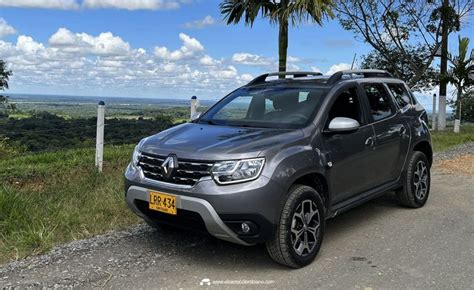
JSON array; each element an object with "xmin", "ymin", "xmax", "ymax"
[
  {"xmin": 0, "ymin": 145, "xmax": 139, "ymax": 263},
  {"xmin": 431, "ymin": 124, "xmax": 474, "ymax": 152},
  {"xmin": 7, "ymin": 112, "xmax": 31, "ymax": 119},
  {"xmin": 0, "ymin": 124, "xmax": 473, "ymax": 264}
]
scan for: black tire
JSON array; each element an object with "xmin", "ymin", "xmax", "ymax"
[
  {"xmin": 396, "ymin": 151, "xmax": 431, "ymax": 208},
  {"xmin": 266, "ymin": 184, "xmax": 325, "ymax": 268}
]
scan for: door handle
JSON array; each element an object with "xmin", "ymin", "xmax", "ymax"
[
  {"xmin": 399, "ymin": 126, "xmax": 407, "ymax": 136},
  {"xmin": 365, "ymin": 137, "xmax": 374, "ymax": 147}
]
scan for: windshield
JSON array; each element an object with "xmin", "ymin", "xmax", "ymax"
[{"xmin": 199, "ymin": 86, "xmax": 328, "ymax": 129}]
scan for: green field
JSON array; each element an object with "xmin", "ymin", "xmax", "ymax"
[
  {"xmin": 0, "ymin": 124, "xmax": 473, "ymax": 264},
  {"xmin": 0, "ymin": 145, "xmax": 139, "ymax": 263}
]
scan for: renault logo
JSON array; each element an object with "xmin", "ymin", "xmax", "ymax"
[{"xmin": 161, "ymin": 154, "xmax": 178, "ymax": 180}]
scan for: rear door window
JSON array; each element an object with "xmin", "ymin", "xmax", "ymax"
[
  {"xmin": 387, "ymin": 83, "xmax": 412, "ymax": 109},
  {"xmin": 363, "ymin": 84, "xmax": 395, "ymax": 122}
]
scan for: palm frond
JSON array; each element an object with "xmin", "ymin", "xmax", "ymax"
[
  {"xmin": 274, "ymin": 0, "xmax": 335, "ymax": 26},
  {"xmin": 219, "ymin": 0, "xmax": 277, "ymax": 27}
]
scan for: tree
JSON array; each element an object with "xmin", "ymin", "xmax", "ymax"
[
  {"xmin": 336, "ymin": 0, "xmax": 472, "ymax": 89},
  {"xmin": 361, "ymin": 46, "xmax": 439, "ymax": 91},
  {"xmin": 446, "ymin": 36, "xmax": 473, "ymax": 128},
  {"xmin": 451, "ymin": 91, "xmax": 474, "ymax": 122},
  {"xmin": 220, "ymin": 0, "xmax": 334, "ymax": 73},
  {"xmin": 0, "ymin": 59, "xmax": 13, "ymax": 117}
]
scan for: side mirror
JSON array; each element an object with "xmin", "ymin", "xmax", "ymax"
[
  {"xmin": 191, "ymin": 111, "xmax": 202, "ymax": 121},
  {"xmin": 327, "ymin": 117, "xmax": 360, "ymax": 132}
]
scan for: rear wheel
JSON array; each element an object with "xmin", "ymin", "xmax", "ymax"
[
  {"xmin": 266, "ymin": 184, "xmax": 325, "ymax": 268},
  {"xmin": 397, "ymin": 151, "xmax": 431, "ymax": 208}
]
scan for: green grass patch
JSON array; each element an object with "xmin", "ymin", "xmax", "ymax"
[
  {"xmin": 0, "ymin": 145, "xmax": 139, "ymax": 263},
  {"xmin": 431, "ymin": 124, "xmax": 474, "ymax": 152},
  {"xmin": 7, "ymin": 112, "xmax": 31, "ymax": 119}
]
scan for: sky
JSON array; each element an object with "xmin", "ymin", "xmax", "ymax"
[{"xmin": 0, "ymin": 0, "xmax": 472, "ymax": 107}]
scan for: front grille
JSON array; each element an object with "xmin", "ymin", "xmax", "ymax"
[{"xmin": 138, "ymin": 152, "xmax": 213, "ymax": 186}]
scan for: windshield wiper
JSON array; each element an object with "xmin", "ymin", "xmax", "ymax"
[
  {"xmin": 227, "ymin": 123, "xmax": 273, "ymax": 129},
  {"xmin": 200, "ymin": 119, "xmax": 219, "ymax": 125}
]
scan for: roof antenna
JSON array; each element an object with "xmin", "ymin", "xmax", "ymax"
[{"xmin": 351, "ymin": 53, "xmax": 357, "ymax": 69}]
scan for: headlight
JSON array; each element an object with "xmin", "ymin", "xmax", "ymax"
[
  {"xmin": 132, "ymin": 145, "xmax": 141, "ymax": 167},
  {"xmin": 131, "ymin": 137, "xmax": 148, "ymax": 167},
  {"xmin": 211, "ymin": 158, "xmax": 265, "ymax": 185}
]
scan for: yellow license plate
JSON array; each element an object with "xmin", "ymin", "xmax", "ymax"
[{"xmin": 149, "ymin": 191, "xmax": 177, "ymax": 215}]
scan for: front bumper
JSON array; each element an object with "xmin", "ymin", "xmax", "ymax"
[
  {"xmin": 124, "ymin": 164, "xmax": 284, "ymax": 245},
  {"xmin": 126, "ymin": 185, "xmax": 251, "ymax": 245}
]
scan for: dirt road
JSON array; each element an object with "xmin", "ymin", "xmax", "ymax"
[{"xmin": 1, "ymin": 156, "xmax": 473, "ymax": 288}]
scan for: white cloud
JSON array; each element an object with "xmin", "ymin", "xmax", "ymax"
[
  {"xmin": 179, "ymin": 33, "xmax": 204, "ymax": 52},
  {"xmin": 287, "ymin": 56, "xmax": 300, "ymax": 63},
  {"xmin": 1, "ymin": 29, "xmax": 262, "ymax": 97},
  {"xmin": 239, "ymin": 73, "xmax": 253, "ymax": 82},
  {"xmin": 200, "ymin": 55, "xmax": 220, "ymax": 66},
  {"xmin": 326, "ymin": 63, "xmax": 351, "ymax": 75},
  {"xmin": 232, "ymin": 52, "xmax": 273, "ymax": 66},
  {"xmin": 17, "ymin": 35, "xmax": 45, "ymax": 53},
  {"xmin": 83, "ymin": 0, "xmax": 180, "ymax": 10},
  {"xmin": 183, "ymin": 15, "xmax": 216, "ymax": 29},
  {"xmin": 49, "ymin": 27, "xmax": 130, "ymax": 56},
  {"xmin": 0, "ymin": 0, "xmax": 79, "ymax": 9},
  {"xmin": 218, "ymin": 65, "xmax": 237, "ymax": 79},
  {"xmin": 0, "ymin": 18, "xmax": 17, "ymax": 38},
  {"xmin": 154, "ymin": 33, "xmax": 203, "ymax": 60}
]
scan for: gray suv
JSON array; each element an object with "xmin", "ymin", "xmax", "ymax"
[{"xmin": 125, "ymin": 70, "xmax": 432, "ymax": 268}]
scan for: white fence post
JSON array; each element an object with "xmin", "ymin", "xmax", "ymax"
[
  {"xmin": 432, "ymin": 93, "xmax": 437, "ymax": 131},
  {"xmin": 95, "ymin": 101, "xmax": 105, "ymax": 172},
  {"xmin": 453, "ymin": 119, "xmax": 460, "ymax": 133},
  {"xmin": 190, "ymin": 96, "xmax": 198, "ymax": 120},
  {"xmin": 438, "ymin": 94, "xmax": 446, "ymax": 131}
]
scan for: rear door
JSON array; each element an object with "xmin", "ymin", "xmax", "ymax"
[{"xmin": 361, "ymin": 83, "xmax": 410, "ymax": 185}]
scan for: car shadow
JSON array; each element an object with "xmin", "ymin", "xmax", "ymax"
[{"xmin": 139, "ymin": 192, "xmax": 402, "ymax": 271}]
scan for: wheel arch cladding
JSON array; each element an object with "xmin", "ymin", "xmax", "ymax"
[
  {"xmin": 413, "ymin": 141, "xmax": 433, "ymax": 166},
  {"xmin": 293, "ymin": 173, "xmax": 329, "ymax": 213}
]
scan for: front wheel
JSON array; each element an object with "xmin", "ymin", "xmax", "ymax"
[
  {"xmin": 396, "ymin": 151, "xmax": 431, "ymax": 208},
  {"xmin": 266, "ymin": 185, "xmax": 325, "ymax": 268}
]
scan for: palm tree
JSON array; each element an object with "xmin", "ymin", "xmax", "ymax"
[
  {"xmin": 446, "ymin": 36, "xmax": 473, "ymax": 132},
  {"xmin": 220, "ymin": 0, "xmax": 334, "ymax": 73}
]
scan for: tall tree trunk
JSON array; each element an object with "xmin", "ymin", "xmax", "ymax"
[
  {"xmin": 437, "ymin": 0, "xmax": 449, "ymax": 131},
  {"xmin": 458, "ymin": 88, "xmax": 462, "ymax": 121},
  {"xmin": 278, "ymin": 20, "xmax": 288, "ymax": 73}
]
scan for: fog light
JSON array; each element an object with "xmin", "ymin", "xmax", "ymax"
[{"xmin": 241, "ymin": 222, "xmax": 250, "ymax": 233}]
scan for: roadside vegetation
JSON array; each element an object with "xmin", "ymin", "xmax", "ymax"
[
  {"xmin": 0, "ymin": 145, "xmax": 139, "ymax": 263},
  {"xmin": 0, "ymin": 112, "xmax": 175, "ymax": 152},
  {"xmin": 431, "ymin": 124, "xmax": 474, "ymax": 152}
]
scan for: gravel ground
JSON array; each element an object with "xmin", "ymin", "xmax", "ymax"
[
  {"xmin": 1, "ymin": 145, "xmax": 473, "ymax": 288},
  {"xmin": 433, "ymin": 142, "xmax": 474, "ymax": 161}
]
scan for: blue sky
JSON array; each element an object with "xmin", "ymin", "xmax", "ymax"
[{"xmin": 0, "ymin": 0, "xmax": 472, "ymax": 108}]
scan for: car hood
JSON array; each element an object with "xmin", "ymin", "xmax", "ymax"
[{"xmin": 140, "ymin": 122, "xmax": 304, "ymax": 160}]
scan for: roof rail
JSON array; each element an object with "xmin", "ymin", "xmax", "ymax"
[
  {"xmin": 327, "ymin": 69, "xmax": 393, "ymax": 84},
  {"xmin": 247, "ymin": 71, "xmax": 323, "ymax": 86}
]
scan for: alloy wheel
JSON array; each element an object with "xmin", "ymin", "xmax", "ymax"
[
  {"xmin": 290, "ymin": 199, "xmax": 320, "ymax": 256},
  {"xmin": 413, "ymin": 160, "xmax": 428, "ymax": 200}
]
